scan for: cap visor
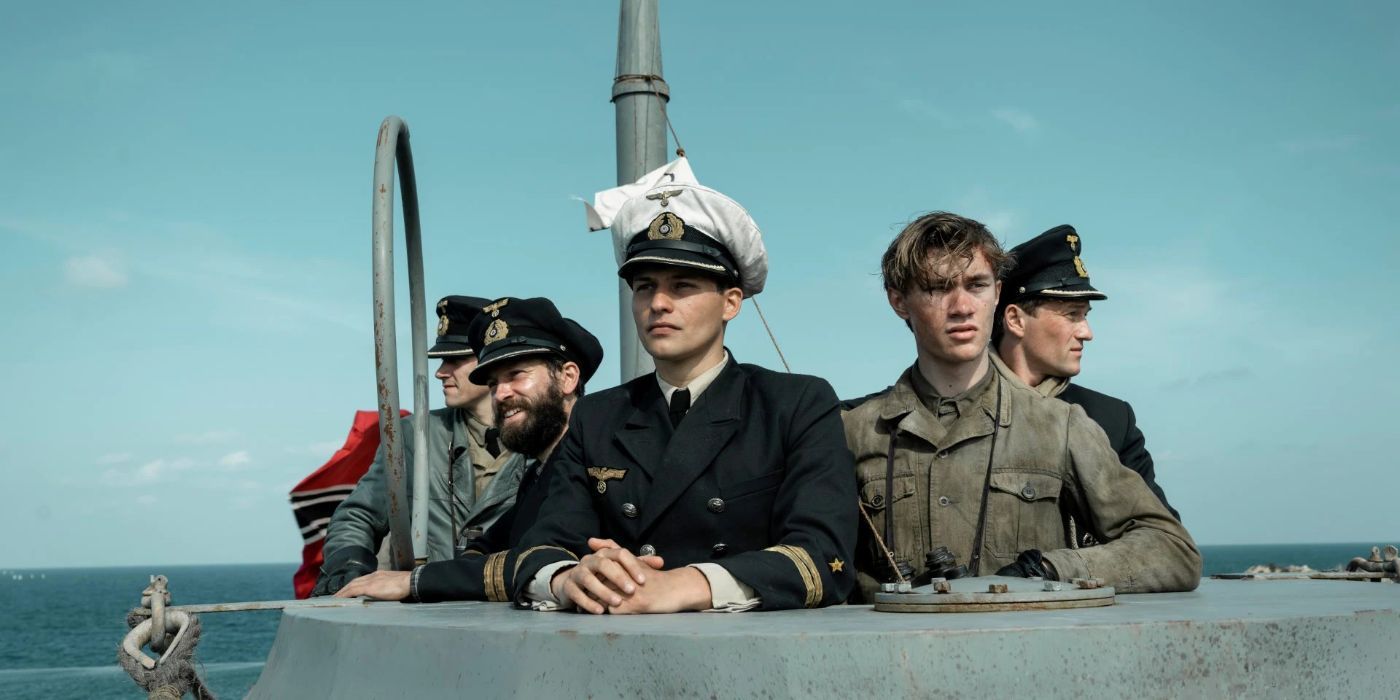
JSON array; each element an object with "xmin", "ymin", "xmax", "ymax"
[
  {"xmin": 427, "ymin": 342, "xmax": 475, "ymax": 357},
  {"xmin": 467, "ymin": 346, "xmax": 556, "ymax": 384},
  {"xmin": 1036, "ymin": 284, "xmax": 1107, "ymax": 301},
  {"xmin": 618, "ymin": 250, "xmax": 733, "ymax": 280}
]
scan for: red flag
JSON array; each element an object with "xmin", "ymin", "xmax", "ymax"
[{"xmin": 289, "ymin": 410, "xmax": 409, "ymax": 598}]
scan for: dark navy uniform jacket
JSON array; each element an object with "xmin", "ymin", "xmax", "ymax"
[
  {"xmin": 1057, "ymin": 383, "xmax": 1178, "ymax": 521},
  {"xmin": 512, "ymin": 359, "xmax": 858, "ymax": 610},
  {"xmin": 413, "ymin": 457, "xmax": 554, "ymax": 603}
]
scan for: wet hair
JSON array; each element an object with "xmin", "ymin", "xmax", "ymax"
[{"xmin": 880, "ymin": 212, "xmax": 1012, "ymax": 294}]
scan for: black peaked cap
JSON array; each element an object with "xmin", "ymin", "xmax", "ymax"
[
  {"xmin": 465, "ymin": 297, "xmax": 604, "ymax": 386},
  {"xmin": 1001, "ymin": 225, "xmax": 1108, "ymax": 308},
  {"xmin": 428, "ymin": 295, "xmax": 493, "ymax": 357}
]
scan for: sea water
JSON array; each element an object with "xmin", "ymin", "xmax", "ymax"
[
  {"xmin": 0, "ymin": 544, "xmax": 1385, "ymax": 699},
  {"xmin": 0, "ymin": 563, "xmax": 291, "ymax": 699}
]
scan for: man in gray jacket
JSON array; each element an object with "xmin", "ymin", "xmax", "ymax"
[{"xmin": 312, "ymin": 296, "xmax": 528, "ymax": 596}]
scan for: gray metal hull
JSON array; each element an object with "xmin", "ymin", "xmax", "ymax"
[{"xmin": 250, "ymin": 579, "xmax": 1399, "ymax": 698}]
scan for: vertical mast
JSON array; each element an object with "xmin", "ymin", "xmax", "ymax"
[{"xmin": 612, "ymin": 0, "xmax": 669, "ymax": 381}]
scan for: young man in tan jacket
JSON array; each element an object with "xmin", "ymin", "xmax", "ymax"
[{"xmin": 842, "ymin": 212, "xmax": 1200, "ymax": 600}]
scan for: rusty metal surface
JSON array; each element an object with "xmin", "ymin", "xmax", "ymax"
[
  {"xmin": 250, "ymin": 579, "xmax": 1400, "ymax": 699},
  {"xmin": 1214, "ymin": 571, "xmax": 1399, "ymax": 581},
  {"xmin": 1346, "ymin": 544, "xmax": 1399, "ymax": 580},
  {"xmin": 171, "ymin": 598, "xmax": 368, "ymax": 614},
  {"xmin": 875, "ymin": 597, "xmax": 1115, "ymax": 613},
  {"xmin": 370, "ymin": 116, "xmax": 430, "ymax": 569},
  {"xmin": 874, "ymin": 575, "xmax": 1115, "ymax": 612}
]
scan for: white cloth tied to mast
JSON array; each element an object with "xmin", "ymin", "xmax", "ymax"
[
  {"xmin": 583, "ymin": 157, "xmax": 698, "ymax": 232},
  {"xmin": 583, "ymin": 156, "xmax": 769, "ymax": 297}
]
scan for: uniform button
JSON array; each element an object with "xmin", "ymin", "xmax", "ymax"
[
  {"xmin": 1021, "ymin": 485, "xmax": 1036, "ymax": 500},
  {"xmin": 936, "ymin": 451, "xmax": 948, "ymax": 459},
  {"xmin": 871, "ymin": 494, "xmax": 885, "ymax": 507},
  {"xmin": 622, "ymin": 503, "xmax": 639, "ymax": 518},
  {"xmin": 707, "ymin": 497, "xmax": 726, "ymax": 513},
  {"xmin": 937, "ymin": 496, "xmax": 951, "ymax": 507},
  {"xmin": 711, "ymin": 543, "xmax": 728, "ymax": 557},
  {"xmin": 639, "ymin": 544, "xmax": 656, "ymax": 557}
]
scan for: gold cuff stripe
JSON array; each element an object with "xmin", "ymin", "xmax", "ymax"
[
  {"xmin": 512, "ymin": 545, "xmax": 579, "ymax": 581},
  {"xmin": 484, "ymin": 551, "xmax": 509, "ymax": 602},
  {"xmin": 765, "ymin": 544, "xmax": 823, "ymax": 608}
]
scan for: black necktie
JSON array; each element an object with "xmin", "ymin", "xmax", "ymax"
[
  {"xmin": 669, "ymin": 388, "xmax": 691, "ymax": 428},
  {"xmin": 484, "ymin": 428, "xmax": 502, "ymax": 458}
]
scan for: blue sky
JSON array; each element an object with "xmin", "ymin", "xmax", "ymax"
[{"xmin": 2, "ymin": 1, "xmax": 1395, "ymax": 568}]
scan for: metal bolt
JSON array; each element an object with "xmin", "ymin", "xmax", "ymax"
[
  {"xmin": 1043, "ymin": 582, "xmax": 1063, "ymax": 592},
  {"xmin": 934, "ymin": 581, "xmax": 952, "ymax": 594},
  {"xmin": 1072, "ymin": 578, "xmax": 1104, "ymax": 590},
  {"xmin": 987, "ymin": 583, "xmax": 1009, "ymax": 594},
  {"xmin": 896, "ymin": 581, "xmax": 913, "ymax": 593},
  {"xmin": 880, "ymin": 583, "xmax": 898, "ymax": 593}
]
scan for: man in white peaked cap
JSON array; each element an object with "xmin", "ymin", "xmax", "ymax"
[{"xmin": 512, "ymin": 182, "xmax": 858, "ymax": 613}]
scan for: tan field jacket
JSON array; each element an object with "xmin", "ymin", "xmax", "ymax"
[{"xmin": 842, "ymin": 361, "xmax": 1200, "ymax": 599}]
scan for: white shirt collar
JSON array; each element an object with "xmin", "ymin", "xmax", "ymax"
[{"xmin": 656, "ymin": 351, "xmax": 730, "ymax": 405}]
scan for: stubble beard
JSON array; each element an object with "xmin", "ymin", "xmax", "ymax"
[{"xmin": 496, "ymin": 378, "xmax": 568, "ymax": 459}]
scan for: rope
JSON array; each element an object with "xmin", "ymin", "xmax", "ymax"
[
  {"xmin": 750, "ymin": 297, "xmax": 791, "ymax": 372},
  {"xmin": 119, "ymin": 576, "xmax": 218, "ymax": 700},
  {"xmin": 857, "ymin": 500, "xmax": 907, "ymax": 585}
]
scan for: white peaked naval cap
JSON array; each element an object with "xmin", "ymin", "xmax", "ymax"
[
  {"xmin": 609, "ymin": 181, "xmax": 769, "ymax": 298},
  {"xmin": 585, "ymin": 157, "xmax": 698, "ymax": 232}
]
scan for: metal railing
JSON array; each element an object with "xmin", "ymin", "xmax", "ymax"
[{"xmin": 370, "ymin": 116, "xmax": 430, "ymax": 569}]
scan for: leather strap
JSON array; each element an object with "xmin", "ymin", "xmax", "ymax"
[
  {"xmin": 967, "ymin": 375, "xmax": 1004, "ymax": 576},
  {"xmin": 883, "ymin": 427, "xmax": 899, "ymax": 577}
]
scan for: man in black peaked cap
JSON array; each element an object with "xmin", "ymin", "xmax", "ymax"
[
  {"xmin": 993, "ymin": 225, "xmax": 1178, "ymax": 522},
  {"xmin": 337, "ymin": 297, "xmax": 604, "ymax": 602},
  {"xmin": 314, "ymin": 296, "xmax": 530, "ymax": 596}
]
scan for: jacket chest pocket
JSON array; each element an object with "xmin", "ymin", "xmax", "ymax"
[
  {"xmin": 858, "ymin": 474, "xmax": 920, "ymax": 561},
  {"xmin": 986, "ymin": 471, "xmax": 1064, "ymax": 557}
]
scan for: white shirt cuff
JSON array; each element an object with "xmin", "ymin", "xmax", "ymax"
[
  {"xmin": 689, "ymin": 563, "xmax": 761, "ymax": 612},
  {"xmin": 525, "ymin": 561, "xmax": 578, "ymax": 611}
]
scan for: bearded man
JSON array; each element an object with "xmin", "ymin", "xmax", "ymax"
[
  {"xmin": 313, "ymin": 296, "xmax": 527, "ymax": 596},
  {"xmin": 336, "ymin": 296, "xmax": 603, "ymax": 602}
]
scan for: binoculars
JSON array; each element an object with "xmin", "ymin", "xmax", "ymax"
[{"xmin": 889, "ymin": 546, "xmax": 969, "ymax": 586}]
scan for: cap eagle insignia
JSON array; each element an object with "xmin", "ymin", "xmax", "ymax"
[
  {"xmin": 483, "ymin": 298, "xmax": 510, "ymax": 318},
  {"xmin": 646, "ymin": 188, "xmax": 684, "ymax": 207},
  {"xmin": 1066, "ymin": 234, "xmax": 1089, "ymax": 278}
]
